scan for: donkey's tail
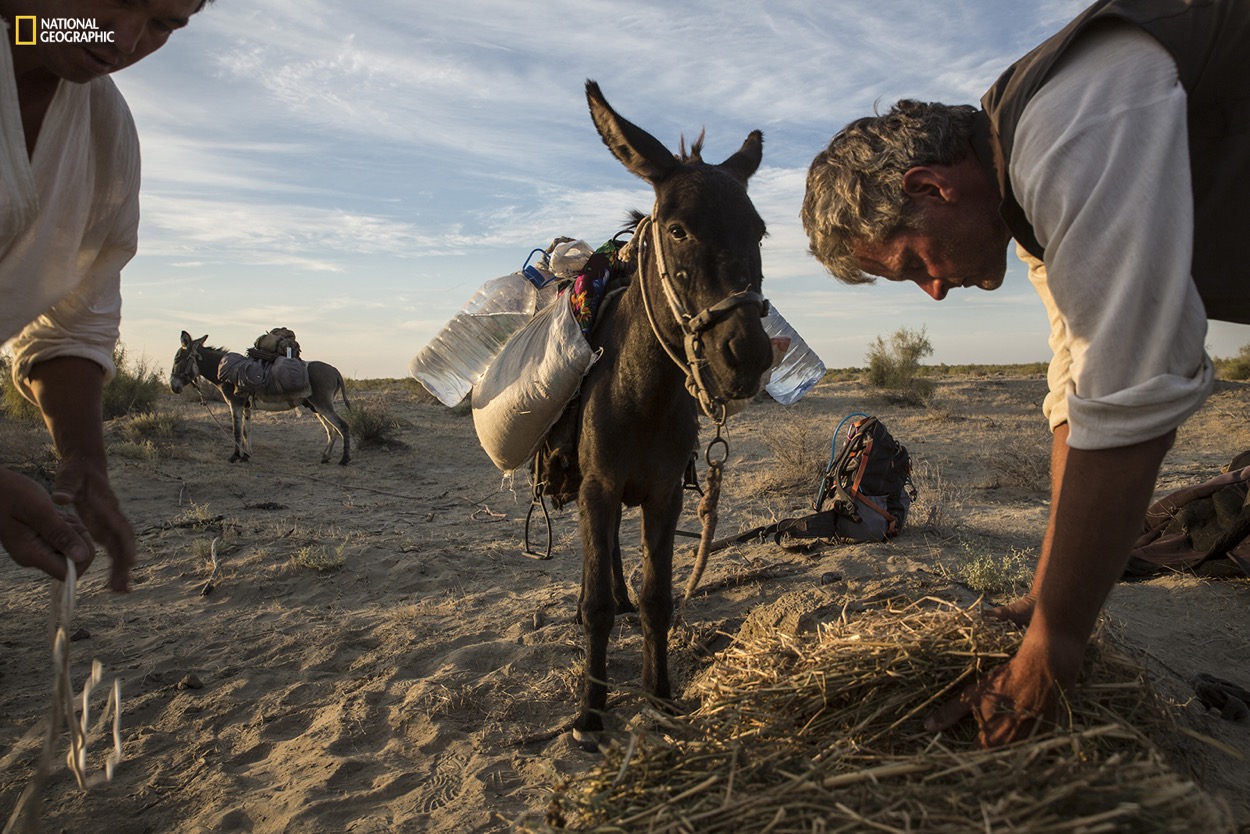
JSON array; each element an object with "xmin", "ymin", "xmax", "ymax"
[{"xmin": 337, "ymin": 371, "xmax": 352, "ymax": 410}]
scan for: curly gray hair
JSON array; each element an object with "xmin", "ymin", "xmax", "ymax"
[{"xmin": 801, "ymin": 100, "xmax": 978, "ymax": 284}]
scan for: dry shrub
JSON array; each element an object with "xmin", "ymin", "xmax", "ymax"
[
  {"xmin": 518, "ymin": 602, "xmax": 1230, "ymax": 833},
  {"xmin": 120, "ymin": 410, "xmax": 182, "ymax": 444},
  {"xmin": 983, "ymin": 430, "xmax": 1052, "ymax": 492},
  {"xmin": 866, "ymin": 326, "xmax": 936, "ymax": 407},
  {"xmin": 908, "ymin": 459, "xmax": 965, "ymax": 537},
  {"xmin": 291, "ymin": 543, "xmax": 347, "ymax": 573},
  {"xmin": 345, "ymin": 400, "xmax": 402, "ymax": 448},
  {"xmin": 757, "ymin": 415, "xmax": 827, "ymax": 492}
]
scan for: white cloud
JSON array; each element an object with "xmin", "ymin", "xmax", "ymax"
[{"xmin": 109, "ymin": 0, "xmax": 1075, "ymax": 377}]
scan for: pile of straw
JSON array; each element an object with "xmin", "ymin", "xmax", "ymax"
[{"xmin": 519, "ymin": 600, "xmax": 1231, "ymax": 833}]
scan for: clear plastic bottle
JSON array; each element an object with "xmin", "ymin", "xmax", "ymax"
[
  {"xmin": 761, "ymin": 304, "xmax": 826, "ymax": 405},
  {"xmin": 410, "ymin": 270, "xmax": 557, "ymax": 407}
]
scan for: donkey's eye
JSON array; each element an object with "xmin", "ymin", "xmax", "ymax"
[{"xmin": 668, "ymin": 225, "xmax": 687, "ymax": 241}]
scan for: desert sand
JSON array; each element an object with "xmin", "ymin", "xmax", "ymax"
[{"xmin": 2, "ymin": 371, "xmax": 1248, "ymax": 832}]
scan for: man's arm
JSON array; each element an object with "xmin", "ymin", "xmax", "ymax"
[
  {"xmin": 928, "ymin": 423, "xmax": 1171, "ymax": 744},
  {"xmin": 27, "ymin": 356, "xmax": 134, "ymax": 591}
]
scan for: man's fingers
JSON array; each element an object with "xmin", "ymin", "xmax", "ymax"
[
  {"xmin": 52, "ymin": 462, "xmax": 134, "ymax": 592},
  {"xmin": 96, "ymin": 522, "xmax": 135, "ymax": 592},
  {"xmin": 984, "ymin": 594, "xmax": 1036, "ymax": 627},
  {"xmin": 2, "ymin": 514, "xmax": 96, "ymax": 581},
  {"xmin": 45, "ymin": 515, "xmax": 97, "ymax": 568},
  {"xmin": 924, "ymin": 689, "xmax": 975, "ymax": 733}
]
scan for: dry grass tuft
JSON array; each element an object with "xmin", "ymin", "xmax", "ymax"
[
  {"xmin": 756, "ymin": 415, "xmax": 827, "ymax": 492},
  {"xmin": 517, "ymin": 601, "xmax": 1231, "ymax": 833},
  {"xmin": 982, "ymin": 430, "xmax": 1052, "ymax": 493}
]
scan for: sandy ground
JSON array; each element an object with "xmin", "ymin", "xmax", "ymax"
[{"xmin": 2, "ymin": 372, "xmax": 1248, "ymax": 833}]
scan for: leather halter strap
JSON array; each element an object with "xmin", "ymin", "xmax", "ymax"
[{"xmin": 634, "ymin": 212, "xmax": 769, "ymax": 422}]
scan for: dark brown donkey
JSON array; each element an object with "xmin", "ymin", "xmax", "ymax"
[
  {"xmin": 169, "ymin": 331, "xmax": 352, "ymax": 465},
  {"xmin": 541, "ymin": 81, "xmax": 774, "ymax": 743}
]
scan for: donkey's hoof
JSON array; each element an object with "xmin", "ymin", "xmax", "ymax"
[
  {"xmin": 338, "ymin": 457, "xmax": 350, "ymax": 466},
  {"xmin": 570, "ymin": 726, "xmax": 605, "ymax": 754}
]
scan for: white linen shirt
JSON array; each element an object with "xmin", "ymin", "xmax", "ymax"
[
  {"xmin": 0, "ymin": 24, "xmax": 140, "ymax": 398},
  {"xmin": 1011, "ymin": 23, "xmax": 1214, "ymax": 450}
]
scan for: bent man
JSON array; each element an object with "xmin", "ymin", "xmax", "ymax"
[
  {"xmin": 802, "ymin": 0, "xmax": 1249, "ymax": 746},
  {"xmin": 1, "ymin": 0, "xmax": 211, "ymax": 589}
]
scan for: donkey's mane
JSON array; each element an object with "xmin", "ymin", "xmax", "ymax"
[{"xmin": 677, "ymin": 130, "xmax": 706, "ymax": 163}]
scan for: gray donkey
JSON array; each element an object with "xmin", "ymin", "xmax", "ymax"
[{"xmin": 170, "ymin": 331, "xmax": 352, "ymax": 465}]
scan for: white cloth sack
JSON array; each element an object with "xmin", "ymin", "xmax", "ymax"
[{"xmin": 472, "ymin": 291, "xmax": 600, "ymax": 472}]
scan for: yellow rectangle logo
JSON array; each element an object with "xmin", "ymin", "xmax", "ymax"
[{"xmin": 14, "ymin": 15, "xmax": 36, "ymax": 45}]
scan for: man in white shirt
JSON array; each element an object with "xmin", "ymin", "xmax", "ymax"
[
  {"xmin": 802, "ymin": 0, "xmax": 1248, "ymax": 747},
  {"xmin": 1, "ymin": 0, "xmax": 209, "ymax": 591}
]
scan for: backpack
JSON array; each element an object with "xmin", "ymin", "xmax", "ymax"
[
  {"xmin": 811, "ymin": 413, "xmax": 916, "ymax": 541},
  {"xmin": 731, "ymin": 413, "xmax": 916, "ymax": 552}
]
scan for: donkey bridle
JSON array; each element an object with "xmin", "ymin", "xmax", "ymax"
[
  {"xmin": 174, "ymin": 348, "xmax": 203, "ymax": 386},
  {"xmin": 633, "ymin": 212, "xmax": 769, "ymax": 423}
]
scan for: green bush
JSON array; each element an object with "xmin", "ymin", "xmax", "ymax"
[
  {"xmin": 102, "ymin": 343, "xmax": 166, "ymax": 420},
  {"xmin": 1216, "ymin": 343, "xmax": 1250, "ymax": 381},
  {"xmin": 865, "ymin": 326, "xmax": 935, "ymax": 406},
  {"xmin": 0, "ymin": 353, "xmax": 41, "ymax": 422},
  {"xmin": 0, "ymin": 343, "xmax": 166, "ymax": 423},
  {"xmin": 945, "ymin": 540, "xmax": 1036, "ymax": 596}
]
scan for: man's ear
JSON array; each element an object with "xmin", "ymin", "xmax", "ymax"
[{"xmin": 902, "ymin": 165, "xmax": 959, "ymax": 204}]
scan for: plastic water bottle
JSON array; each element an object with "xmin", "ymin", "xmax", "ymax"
[
  {"xmin": 410, "ymin": 269, "xmax": 557, "ymax": 407},
  {"xmin": 762, "ymin": 304, "xmax": 826, "ymax": 405}
]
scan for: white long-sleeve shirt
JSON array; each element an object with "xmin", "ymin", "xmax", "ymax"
[
  {"xmin": 0, "ymin": 24, "xmax": 140, "ymax": 398},
  {"xmin": 1011, "ymin": 23, "xmax": 1214, "ymax": 450}
]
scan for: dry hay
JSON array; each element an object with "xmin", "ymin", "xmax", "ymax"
[{"xmin": 517, "ymin": 600, "xmax": 1232, "ymax": 833}]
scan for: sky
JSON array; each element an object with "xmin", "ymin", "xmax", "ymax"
[{"xmin": 110, "ymin": 0, "xmax": 1250, "ymax": 381}]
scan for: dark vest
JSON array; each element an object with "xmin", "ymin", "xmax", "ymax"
[{"xmin": 980, "ymin": 0, "xmax": 1250, "ymax": 323}]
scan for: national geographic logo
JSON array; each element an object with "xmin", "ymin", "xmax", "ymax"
[{"xmin": 13, "ymin": 16, "xmax": 116, "ymax": 45}]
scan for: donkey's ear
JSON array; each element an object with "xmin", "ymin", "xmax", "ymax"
[
  {"xmin": 181, "ymin": 330, "xmax": 193, "ymax": 347},
  {"xmin": 195, "ymin": 335, "xmax": 208, "ymax": 348},
  {"xmin": 720, "ymin": 130, "xmax": 763, "ymax": 186},
  {"xmin": 586, "ymin": 80, "xmax": 678, "ymax": 185}
]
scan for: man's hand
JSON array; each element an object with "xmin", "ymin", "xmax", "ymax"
[
  {"xmin": 28, "ymin": 356, "xmax": 136, "ymax": 592},
  {"xmin": 51, "ymin": 456, "xmax": 134, "ymax": 592},
  {"xmin": 924, "ymin": 628, "xmax": 1080, "ymax": 747},
  {"xmin": 986, "ymin": 593, "xmax": 1036, "ymax": 627},
  {"xmin": 0, "ymin": 466, "xmax": 96, "ymax": 581}
]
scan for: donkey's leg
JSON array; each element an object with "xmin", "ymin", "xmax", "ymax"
[
  {"xmin": 637, "ymin": 484, "xmax": 681, "ymax": 705},
  {"xmin": 241, "ymin": 405, "xmax": 252, "ymax": 461},
  {"xmin": 577, "ymin": 502, "xmax": 621, "ymax": 624},
  {"xmin": 314, "ymin": 414, "xmax": 336, "ymax": 464},
  {"xmin": 574, "ymin": 480, "xmax": 619, "ymax": 739},
  {"xmin": 308, "ymin": 401, "xmax": 351, "ymax": 465},
  {"xmin": 326, "ymin": 407, "xmax": 351, "ymax": 465},
  {"xmin": 610, "ymin": 535, "xmax": 635, "ymax": 615},
  {"xmin": 228, "ymin": 401, "xmax": 246, "ymax": 462}
]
